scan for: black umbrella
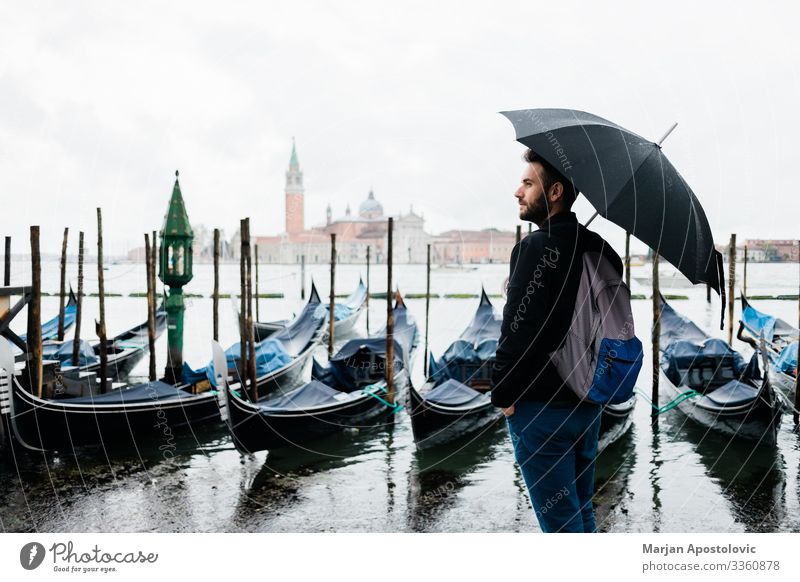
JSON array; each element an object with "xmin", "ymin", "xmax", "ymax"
[{"xmin": 501, "ymin": 108, "xmax": 725, "ymax": 325}]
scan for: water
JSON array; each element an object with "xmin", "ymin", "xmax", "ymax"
[{"xmin": 1, "ymin": 260, "xmax": 799, "ymax": 532}]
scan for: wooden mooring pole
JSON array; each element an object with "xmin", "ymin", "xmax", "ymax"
[
  {"xmin": 624, "ymin": 232, "xmax": 631, "ymax": 289},
  {"xmin": 239, "ymin": 219, "xmax": 250, "ymax": 399},
  {"xmin": 3, "ymin": 236, "xmax": 9, "ymax": 285},
  {"xmin": 424, "ymin": 243, "xmax": 431, "ymax": 377},
  {"xmin": 213, "ymin": 228, "xmax": 220, "ymax": 342},
  {"xmin": 57, "ymin": 227, "xmax": 69, "ymax": 341},
  {"xmin": 28, "ymin": 226, "xmax": 42, "ymax": 398},
  {"xmin": 96, "ymin": 208, "xmax": 108, "ymax": 394},
  {"xmin": 743, "ymin": 245, "xmax": 748, "ymax": 297},
  {"xmin": 727, "ymin": 234, "xmax": 736, "ymax": 345},
  {"xmin": 255, "ymin": 244, "xmax": 260, "ymax": 322},
  {"xmin": 239, "ymin": 220, "xmax": 247, "ymax": 394},
  {"xmin": 515, "ymin": 225, "xmax": 521, "ymax": 245},
  {"xmin": 72, "ymin": 232, "xmax": 84, "ymax": 366},
  {"xmin": 385, "ymin": 217, "xmax": 395, "ymax": 404},
  {"xmin": 365, "ymin": 246, "xmax": 371, "ymax": 334},
  {"xmin": 794, "ymin": 240, "xmax": 799, "ymax": 425},
  {"xmin": 300, "ymin": 254, "xmax": 306, "ymax": 300},
  {"xmin": 243, "ymin": 219, "xmax": 257, "ymax": 402},
  {"xmin": 651, "ymin": 251, "xmax": 660, "ymax": 422},
  {"xmin": 328, "ymin": 234, "xmax": 336, "ymax": 357},
  {"xmin": 144, "ymin": 233, "xmax": 157, "ymax": 382}
]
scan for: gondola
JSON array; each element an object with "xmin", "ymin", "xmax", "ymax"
[
  {"xmin": 254, "ymin": 277, "xmax": 367, "ymax": 342},
  {"xmin": 0, "ymin": 286, "xmax": 326, "ymax": 452},
  {"xmin": 37, "ymin": 304, "xmax": 168, "ymax": 383},
  {"xmin": 186, "ymin": 282, "xmax": 327, "ymax": 397},
  {"xmin": 408, "ymin": 287, "xmax": 502, "ymax": 449},
  {"xmin": 408, "ymin": 288, "xmax": 637, "ymax": 451},
  {"xmin": 658, "ymin": 295, "xmax": 783, "ymax": 446},
  {"xmin": 737, "ymin": 292, "xmax": 798, "ymax": 412},
  {"xmin": 598, "ymin": 395, "xmax": 637, "ymax": 453},
  {"xmin": 217, "ymin": 291, "xmax": 418, "ymax": 454},
  {"xmin": 1, "ymin": 322, "xmax": 221, "ymax": 452}
]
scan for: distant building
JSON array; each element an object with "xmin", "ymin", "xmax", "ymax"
[
  {"xmin": 431, "ymin": 228, "xmax": 516, "ymax": 264},
  {"xmin": 254, "ymin": 142, "xmax": 433, "ymax": 264},
  {"xmin": 717, "ymin": 239, "xmax": 800, "ymax": 263},
  {"xmin": 252, "ymin": 140, "xmax": 521, "ymax": 265}
]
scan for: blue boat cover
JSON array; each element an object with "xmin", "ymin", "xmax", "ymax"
[
  {"xmin": 182, "ymin": 339, "xmax": 292, "ymax": 387},
  {"xmin": 431, "ymin": 338, "xmax": 498, "ymax": 382},
  {"xmin": 312, "ymin": 296, "xmax": 417, "ymax": 391},
  {"xmin": 741, "ymin": 299, "xmax": 798, "ymax": 342},
  {"xmin": 424, "ymin": 378, "xmax": 489, "ymax": 407},
  {"xmin": 326, "ymin": 303, "xmax": 353, "ymax": 321},
  {"xmin": 64, "ymin": 381, "xmax": 194, "ymax": 404},
  {"xmin": 42, "ymin": 339, "xmax": 98, "ymax": 366},
  {"xmin": 775, "ymin": 341, "xmax": 798, "ymax": 374},
  {"xmin": 658, "ymin": 294, "xmax": 709, "ymax": 347},
  {"xmin": 258, "ymin": 379, "xmax": 360, "ymax": 411},
  {"xmin": 430, "ymin": 291, "xmax": 500, "ymax": 383},
  {"xmin": 662, "ymin": 337, "xmax": 746, "ymax": 386},
  {"xmin": 742, "ymin": 303, "xmax": 777, "ymax": 342},
  {"xmin": 20, "ymin": 299, "xmax": 77, "ymax": 342},
  {"xmin": 184, "ymin": 287, "xmax": 326, "ymax": 386},
  {"xmin": 458, "ymin": 288, "xmax": 502, "ymax": 345},
  {"xmin": 702, "ymin": 379, "xmax": 758, "ymax": 407}
]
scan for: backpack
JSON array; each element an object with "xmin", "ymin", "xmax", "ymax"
[{"xmin": 548, "ymin": 250, "xmax": 643, "ymax": 404}]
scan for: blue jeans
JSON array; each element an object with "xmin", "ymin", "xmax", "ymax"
[{"xmin": 506, "ymin": 400, "xmax": 602, "ymax": 533}]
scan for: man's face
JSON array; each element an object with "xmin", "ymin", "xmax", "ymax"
[{"xmin": 515, "ymin": 162, "xmax": 550, "ymax": 226}]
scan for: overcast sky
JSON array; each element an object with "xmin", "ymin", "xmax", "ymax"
[{"xmin": 1, "ymin": 1, "xmax": 798, "ymax": 258}]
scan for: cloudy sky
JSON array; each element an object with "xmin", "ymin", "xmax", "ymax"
[{"xmin": 1, "ymin": 1, "xmax": 798, "ymax": 257}]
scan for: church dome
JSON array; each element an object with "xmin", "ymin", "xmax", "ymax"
[{"xmin": 359, "ymin": 189, "xmax": 383, "ymax": 219}]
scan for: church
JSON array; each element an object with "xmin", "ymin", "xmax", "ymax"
[{"xmin": 254, "ymin": 140, "xmax": 431, "ymax": 264}]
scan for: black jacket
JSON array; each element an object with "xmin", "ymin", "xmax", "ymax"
[{"xmin": 490, "ymin": 212, "xmax": 623, "ymax": 408}]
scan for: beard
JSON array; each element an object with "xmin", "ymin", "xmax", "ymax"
[{"xmin": 519, "ymin": 194, "xmax": 549, "ymax": 225}]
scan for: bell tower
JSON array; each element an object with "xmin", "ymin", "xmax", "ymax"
[{"xmin": 285, "ymin": 138, "xmax": 304, "ymax": 234}]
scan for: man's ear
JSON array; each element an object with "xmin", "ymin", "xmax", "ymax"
[{"xmin": 548, "ymin": 181, "xmax": 564, "ymax": 203}]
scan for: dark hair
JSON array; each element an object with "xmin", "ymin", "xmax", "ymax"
[{"xmin": 523, "ymin": 149, "xmax": 578, "ymax": 206}]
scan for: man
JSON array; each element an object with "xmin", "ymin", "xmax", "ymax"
[{"xmin": 491, "ymin": 148, "xmax": 623, "ymax": 533}]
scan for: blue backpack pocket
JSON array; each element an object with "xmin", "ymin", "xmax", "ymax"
[{"xmin": 586, "ymin": 337, "xmax": 643, "ymax": 405}]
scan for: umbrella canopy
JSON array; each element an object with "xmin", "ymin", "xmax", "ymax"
[{"xmin": 500, "ymin": 109, "xmax": 725, "ymax": 321}]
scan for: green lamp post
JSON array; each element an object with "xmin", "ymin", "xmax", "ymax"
[{"xmin": 158, "ymin": 170, "xmax": 194, "ymax": 384}]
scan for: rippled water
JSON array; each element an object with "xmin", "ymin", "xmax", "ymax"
[{"xmin": 1, "ymin": 260, "xmax": 798, "ymax": 532}]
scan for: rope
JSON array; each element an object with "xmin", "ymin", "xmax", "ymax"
[
  {"xmin": 362, "ymin": 383, "xmax": 402, "ymax": 414},
  {"xmin": 636, "ymin": 387, "xmax": 701, "ymax": 415}
]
